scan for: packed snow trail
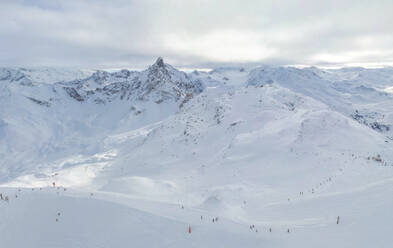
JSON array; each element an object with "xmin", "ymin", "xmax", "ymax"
[
  {"xmin": 1, "ymin": 166, "xmax": 393, "ymax": 248},
  {"xmin": 1, "ymin": 62, "xmax": 393, "ymax": 247},
  {"xmin": 0, "ymin": 187, "xmax": 264, "ymax": 248}
]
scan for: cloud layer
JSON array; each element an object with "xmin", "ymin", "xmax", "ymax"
[{"xmin": 1, "ymin": 0, "xmax": 393, "ymax": 68}]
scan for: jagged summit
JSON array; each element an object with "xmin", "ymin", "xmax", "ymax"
[
  {"xmin": 137, "ymin": 57, "xmax": 203, "ymax": 102},
  {"xmin": 154, "ymin": 57, "xmax": 165, "ymax": 67},
  {"xmin": 44, "ymin": 57, "xmax": 204, "ymax": 104}
]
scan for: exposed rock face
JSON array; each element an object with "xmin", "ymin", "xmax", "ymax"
[
  {"xmin": 0, "ymin": 68, "xmax": 33, "ymax": 86},
  {"xmin": 58, "ymin": 57, "xmax": 204, "ymax": 105},
  {"xmin": 351, "ymin": 110, "xmax": 390, "ymax": 133},
  {"xmin": 155, "ymin": 57, "xmax": 165, "ymax": 67},
  {"xmin": 26, "ymin": 97, "xmax": 51, "ymax": 107},
  {"xmin": 64, "ymin": 87, "xmax": 86, "ymax": 102},
  {"xmin": 134, "ymin": 57, "xmax": 203, "ymax": 102}
]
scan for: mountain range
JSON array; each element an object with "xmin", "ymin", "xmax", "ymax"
[{"xmin": 0, "ymin": 58, "xmax": 393, "ymax": 248}]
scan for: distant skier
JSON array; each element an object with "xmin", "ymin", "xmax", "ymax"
[{"xmin": 336, "ymin": 216, "xmax": 340, "ymax": 224}]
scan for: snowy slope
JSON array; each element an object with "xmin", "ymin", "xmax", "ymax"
[
  {"xmin": 0, "ymin": 58, "xmax": 203, "ymax": 180},
  {"xmin": 1, "ymin": 60, "xmax": 393, "ymax": 247},
  {"xmin": 246, "ymin": 66, "xmax": 393, "ymax": 138}
]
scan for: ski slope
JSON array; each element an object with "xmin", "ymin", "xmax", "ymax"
[{"xmin": 1, "ymin": 60, "xmax": 393, "ymax": 247}]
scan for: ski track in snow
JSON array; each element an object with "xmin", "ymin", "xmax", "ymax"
[{"xmin": 1, "ymin": 61, "xmax": 393, "ymax": 247}]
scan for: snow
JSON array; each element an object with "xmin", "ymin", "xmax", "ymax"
[{"xmin": 1, "ymin": 60, "xmax": 393, "ymax": 247}]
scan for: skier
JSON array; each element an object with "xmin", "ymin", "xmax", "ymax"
[{"xmin": 336, "ymin": 216, "xmax": 340, "ymax": 224}]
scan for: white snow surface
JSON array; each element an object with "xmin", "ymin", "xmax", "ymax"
[{"xmin": 1, "ymin": 59, "xmax": 393, "ymax": 247}]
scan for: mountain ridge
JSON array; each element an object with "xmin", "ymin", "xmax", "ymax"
[{"xmin": 1, "ymin": 58, "xmax": 393, "ymax": 248}]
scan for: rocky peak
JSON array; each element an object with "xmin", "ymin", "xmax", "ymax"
[
  {"xmin": 154, "ymin": 57, "xmax": 165, "ymax": 68},
  {"xmin": 58, "ymin": 58, "xmax": 204, "ymax": 105},
  {"xmin": 147, "ymin": 57, "xmax": 169, "ymax": 77},
  {"xmin": 124, "ymin": 57, "xmax": 203, "ymax": 104}
]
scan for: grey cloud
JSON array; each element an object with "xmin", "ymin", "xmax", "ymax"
[{"xmin": 0, "ymin": 0, "xmax": 392, "ymax": 68}]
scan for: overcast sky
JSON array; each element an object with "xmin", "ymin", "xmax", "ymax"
[{"xmin": 1, "ymin": 0, "xmax": 393, "ymax": 69}]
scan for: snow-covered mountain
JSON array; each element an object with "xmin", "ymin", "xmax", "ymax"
[
  {"xmin": 246, "ymin": 65, "xmax": 393, "ymax": 137},
  {"xmin": 1, "ymin": 59, "xmax": 393, "ymax": 248},
  {"xmin": 61, "ymin": 57, "xmax": 203, "ymax": 104}
]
